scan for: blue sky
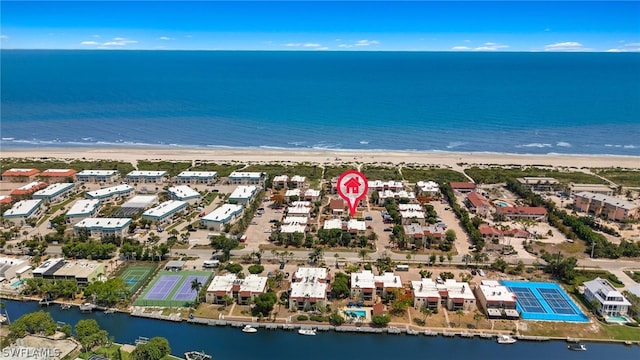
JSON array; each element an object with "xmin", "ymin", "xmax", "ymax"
[{"xmin": 1, "ymin": 1, "xmax": 639, "ymax": 52}]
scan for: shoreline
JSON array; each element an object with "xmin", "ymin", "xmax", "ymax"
[{"xmin": 2, "ymin": 147, "xmax": 640, "ymax": 169}]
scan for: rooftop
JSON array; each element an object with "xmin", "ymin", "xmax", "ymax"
[
  {"xmin": 207, "ymin": 274, "xmax": 267, "ymax": 293},
  {"xmin": 74, "ymin": 217, "xmax": 132, "ymax": 230},
  {"xmin": 2, "ymin": 168, "xmax": 40, "ymax": 177},
  {"xmin": 143, "ymin": 200, "xmax": 188, "ymax": 218},
  {"xmin": 54, "ymin": 260, "xmax": 103, "ymax": 278},
  {"xmin": 294, "ymin": 267, "xmax": 328, "ymax": 282},
  {"xmin": 411, "ymin": 278, "xmax": 441, "ymax": 299},
  {"xmin": 168, "ymin": 185, "xmax": 201, "ymax": 200},
  {"xmin": 77, "ymin": 170, "xmax": 118, "ymax": 176},
  {"xmin": 66, "ymin": 199, "xmax": 101, "ymax": 216},
  {"xmin": 479, "ymin": 280, "xmax": 517, "ymax": 303},
  {"xmin": 574, "ymin": 192, "xmax": 638, "ymax": 210},
  {"xmin": 3, "ymin": 199, "xmax": 42, "ymax": 217},
  {"xmin": 122, "ymin": 195, "xmax": 158, "ymax": 208},
  {"xmin": 127, "ymin": 170, "xmax": 167, "ymax": 177},
  {"xmin": 202, "ymin": 204, "xmax": 243, "ymax": 222},
  {"xmin": 229, "ymin": 171, "xmax": 264, "ymax": 179},
  {"xmin": 177, "ymin": 171, "xmax": 218, "ymax": 178},
  {"xmin": 33, "ymin": 183, "xmax": 75, "ymax": 197},
  {"xmin": 86, "ymin": 184, "xmax": 134, "ymax": 199},
  {"xmin": 229, "ymin": 185, "xmax": 258, "ymax": 200},
  {"xmin": 450, "ymin": 182, "xmax": 477, "ymax": 189},
  {"xmin": 10, "ymin": 181, "xmax": 48, "ymax": 195},
  {"xmin": 41, "ymin": 169, "xmax": 77, "ymax": 177},
  {"xmin": 32, "ymin": 257, "xmax": 65, "ymax": 275}
]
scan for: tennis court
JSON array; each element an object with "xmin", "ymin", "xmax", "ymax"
[
  {"xmin": 119, "ymin": 265, "xmax": 155, "ymax": 294},
  {"xmin": 502, "ymin": 281, "xmax": 588, "ymax": 322},
  {"xmin": 135, "ymin": 270, "xmax": 212, "ymax": 307}
]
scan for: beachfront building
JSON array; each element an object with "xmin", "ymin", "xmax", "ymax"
[
  {"xmin": 290, "ymin": 267, "xmax": 331, "ymax": 311},
  {"xmin": 272, "ymin": 175, "xmax": 289, "ymax": 189},
  {"xmin": 443, "ymin": 280, "xmax": 476, "ymax": 311},
  {"xmin": 411, "ymin": 278, "xmax": 441, "ymax": 310},
  {"xmin": 350, "ymin": 270, "xmax": 402, "ymax": 302},
  {"xmin": 583, "ymin": 277, "xmax": 631, "ymax": 317},
  {"xmin": 228, "ymin": 185, "xmax": 258, "ymax": 205},
  {"xmin": 32, "ymin": 258, "xmax": 66, "ymax": 280},
  {"xmin": 73, "ymin": 218, "xmax": 132, "ymax": 238},
  {"xmin": 569, "ymin": 184, "xmax": 614, "ymax": 197},
  {"xmin": 465, "ymin": 192, "xmax": 494, "ymax": 217},
  {"xmin": 450, "ymin": 182, "xmax": 477, "ymax": 193},
  {"xmin": 228, "ymin": 171, "xmax": 266, "ymax": 187},
  {"xmin": 495, "ymin": 206, "xmax": 547, "ymax": 221},
  {"xmin": 416, "ymin": 181, "xmax": 440, "ymax": 196},
  {"xmin": 0, "ymin": 257, "xmax": 31, "ymax": 282},
  {"xmin": 10, "ymin": 181, "xmax": 48, "ymax": 200},
  {"xmin": 126, "ymin": 170, "xmax": 167, "ymax": 184},
  {"xmin": 65, "ymin": 199, "xmax": 101, "ymax": 224},
  {"xmin": 201, "ymin": 204, "xmax": 243, "ymax": 231},
  {"xmin": 290, "ymin": 175, "xmax": 307, "ymax": 189},
  {"xmin": 1, "ymin": 168, "xmax": 40, "ymax": 182},
  {"xmin": 86, "ymin": 184, "xmax": 135, "ymax": 202},
  {"xmin": 368, "ymin": 180, "xmax": 404, "ymax": 193},
  {"xmin": 32, "ymin": 183, "xmax": 75, "ymax": 204},
  {"xmin": 142, "ymin": 200, "xmax": 188, "ymax": 225},
  {"xmin": 167, "ymin": 185, "xmax": 201, "ymax": 204},
  {"xmin": 376, "ymin": 190, "xmax": 416, "ymax": 205},
  {"xmin": 176, "ymin": 171, "xmax": 218, "ymax": 185},
  {"xmin": 573, "ymin": 192, "xmax": 638, "ymax": 221},
  {"xmin": 2, "ymin": 199, "xmax": 43, "ymax": 226},
  {"xmin": 205, "ymin": 274, "xmax": 267, "ymax": 305},
  {"xmin": 516, "ymin": 177, "xmax": 559, "ymax": 193},
  {"xmin": 76, "ymin": 170, "xmax": 120, "ymax": 184},
  {"xmin": 303, "ymin": 189, "xmax": 321, "ymax": 202},
  {"xmin": 52, "ymin": 260, "xmax": 106, "ymax": 285},
  {"xmin": 474, "ymin": 280, "xmax": 518, "ymax": 317},
  {"xmin": 39, "ymin": 169, "xmax": 77, "ymax": 183}
]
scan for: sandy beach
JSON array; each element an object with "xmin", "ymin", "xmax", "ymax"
[{"xmin": 1, "ymin": 147, "xmax": 639, "ymax": 169}]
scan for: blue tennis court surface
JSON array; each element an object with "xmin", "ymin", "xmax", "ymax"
[{"xmin": 501, "ymin": 281, "xmax": 588, "ymax": 322}]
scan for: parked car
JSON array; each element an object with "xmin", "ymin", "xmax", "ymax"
[
  {"xmin": 364, "ymin": 216, "xmax": 373, "ymax": 221},
  {"xmin": 279, "ymin": 262, "xmax": 286, "ymax": 269},
  {"xmin": 384, "ymin": 227, "xmax": 393, "ymax": 232}
]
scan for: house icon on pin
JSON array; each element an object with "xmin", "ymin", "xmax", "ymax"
[{"xmin": 344, "ymin": 177, "xmax": 361, "ymax": 194}]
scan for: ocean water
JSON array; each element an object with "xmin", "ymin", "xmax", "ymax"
[{"xmin": 1, "ymin": 50, "xmax": 639, "ymax": 155}]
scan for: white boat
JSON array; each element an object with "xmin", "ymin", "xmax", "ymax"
[
  {"xmin": 242, "ymin": 325, "xmax": 257, "ymax": 333},
  {"xmin": 104, "ymin": 308, "xmax": 116, "ymax": 314},
  {"xmin": 497, "ymin": 335, "xmax": 517, "ymax": 344},
  {"xmin": 184, "ymin": 351, "xmax": 212, "ymax": 360},
  {"xmin": 568, "ymin": 343, "xmax": 587, "ymax": 351},
  {"xmin": 298, "ymin": 328, "xmax": 317, "ymax": 336},
  {"xmin": 79, "ymin": 303, "xmax": 96, "ymax": 312},
  {"xmin": 60, "ymin": 304, "xmax": 71, "ymax": 310}
]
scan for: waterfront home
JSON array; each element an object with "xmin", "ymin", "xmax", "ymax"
[
  {"xmin": 290, "ymin": 267, "xmax": 331, "ymax": 311},
  {"xmin": 569, "ymin": 183, "xmax": 614, "ymax": 197},
  {"xmin": 229, "ymin": 185, "xmax": 258, "ymax": 205},
  {"xmin": 168, "ymin": 185, "xmax": 201, "ymax": 204},
  {"xmin": 32, "ymin": 258, "xmax": 66, "ymax": 279},
  {"xmin": 449, "ymin": 182, "xmax": 477, "ymax": 193},
  {"xmin": 126, "ymin": 170, "xmax": 167, "ymax": 184},
  {"xmin": 442, "ymin": 279, "xmax": 476, "ymax": 311},
  {"xmin": 573, "ymin": 192, "xmax": 638, "ymax": 221},
  {"xmin": 65, "ymin": 199, "xmax": 101, "ymax": 225},
  {"xmin": 1, "ymin": 168, "xmax": 40, "ymax": 182},
  {"xmin": 290, "ymin": 175, "xmax": 307, "ymax": 189},
  {"xmin": 495, "ymin": 206, "xmax": 547, "ymax": 221},
  {"xmin": 73, "ymin": 217, "xmax": 132, "ymax": 238},
  {"xmin": 465, "ymin": 192, "xmax": 493, "ymax": 217},
  {"xmin": 516, "ymin": 177, "xmax": 559, "ymax": 193},
  {"xmin": 76, "ymin": 170, "xmax": 120, "ymax": 184},
  {"xmin": 350, "ymin": 270, "xmax": 402, "ymax": 302},
  {"xmin": 583, "ymin": 277, "xmax": 631, "ymax": 318},
  {"xmin": 32, "ymin": 183, "xmax": 75, "ymax": 204},
  {"xmin": 415, "ymin": 181, "xmax": 440, "ymax": 196},
  {"xmin": 411, "ymin": 278, "xmax": 441, "ymax": 310},
  {"xmin": 272, "ymin": 175, "xmax": 289, "ymax": 189},
  {"xmin": 0, "ymin": 257, "xmax": 31, "ymax": 282},
  {"xmin": 228, "ymin": 171, "xmax": 266, "ymax": 187},
  {"xmin": 39, "ymin": 169, "xmax": 77, "ymax": 183},
  {"xmin": 205, "ymin": 274, "xmax": 267, "ymax": 305},
  {"xmin": 474, "ymin": 280, "xmax": 517, "ymax": 317},
  {"xmin": 142, "ymin": 200, "xmax": 188, "ymax": 225},
  {"xmin": 2, "ymin": 199, "xmax": 43, "ymax": 226},
  {"xmin": 10, "ymin": 181, "xmax": 48, "ymax": 200},
  {"xmin": 176, "ymin": 171, "xmax": 218, "ymax": 185},
  {"xmin": 85, "ymin": 184, "xmax": 134, "ymax": 202},
  {"xmin": 52, "ymin": 260, "xmax": 105, "ymax": 285},
  {"xmin": 200, "ymin": 204, "xmax": 243, "ymax": 231}
]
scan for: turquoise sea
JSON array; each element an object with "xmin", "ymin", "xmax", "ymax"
[{"xmin": 1, "ymin": 50, "xmax": 639, "ymax": 155}]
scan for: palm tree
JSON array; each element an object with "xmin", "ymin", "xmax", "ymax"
[
  {"xmin": 447, "ymin": 253, "xmax": 453, "ymax": 266},
  {"xmin": 462, "ymin": 254, "xmax": 472, "ymax": 268},
  {"xmin": 191, "ymin": 279, "xmax": 203, "ymax": 303},
  {"xmin": 456, "ymin": 309, "xmax": 464, "ymax": 327},
  {"xmin": 473, "ymin": 312, "xmax": 483, "ymax": 329},
  {"xmin": 421, "ymin": 307, "xmax": 433, "ymax": 324},
  {"xmin": 358, "ymin": 249, "xmax": 369, "ymax": 263}
]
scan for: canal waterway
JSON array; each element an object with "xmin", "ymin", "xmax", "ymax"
[{"xmin": 3, "ymin": 300, "xmax": 639, "ymax": 360}]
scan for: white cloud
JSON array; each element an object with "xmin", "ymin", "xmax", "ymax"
[
  {"xmin": 0, "ymin": 35, "xmax": 8, "ymax": 40},
  {"xmin": 355, "ymin": 39, "xmax": 379, "ymax": 46},
  {"xmin": 101, "ymin": 37, "xmax": 138, "ymax": 47},
  {"xmin": 316, "ymin": 47, "xmax": 329, "ymax": 51},
  {"xmin": 338, "ymin": 44, "xmax": 351, "ymax": 48},
  {"xmin": 473, "ymin": 42, "xmax": 509, "ymax": 51},
  {"xmin": 80, "ymin": 41, "xmax": 99, "ymax": 46},
  {"xmin": 158, "ymin": 36, "xmax": 174, "ymax": 41},
  {"xmin": 303, "ymin": 43, "xmax": 321, "ymax": 48},
  {"xmin": 544, "ymin": 41, "xmax": 586, "ymax": 52},
  {"xmin": 625, "ymin": 42, "xmax": 640, "ymax": 47},
  {"xmin": 451, "ymin": 46, "xmax": 470, "ymax": 51},
  {"xmin": 284, "ymin": 43, "xmax": 302, "ymax": 47}
]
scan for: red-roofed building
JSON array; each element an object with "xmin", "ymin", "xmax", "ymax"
[
  {"xmin": 39, "ymin": 169, "xmax": 77, "ymax": 183},
  {"xmin": 450, "ymin": 182, "xmax": 477, "ymax": 193},
  {"xmin": 496, "ymin": 206, "xmax": 547, "ymax": 221},
  {"xmin": 10, "ymin": 181, "xmax": 49, "ymax": 199},
  {"xmin": 0, "ymin": 195, "xmax": 13, "ymax": 205},
  {"xmin": 466, "ymin": 192, "xmax": 494, "ymax": 216},
  {"xmin": 1, "ymin": 168, "xmax": 40, "ymax": 182},
  {"xmin": 372, "ymin": 302, "xmax": 386, "ymax": 316},
  {"xmin": 478, "ymin": 224, "xmax": 502, "ymax": 239},
  {"xmin": 330, "ymin": 198, "xmax": 345, "ymax": 216}
]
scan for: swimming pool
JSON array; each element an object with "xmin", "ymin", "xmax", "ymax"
[
  {"xmin": 10, "ymin": 279, "xmax": 26, "ymax": 289},
  {"xmin": 344, "ymin": 309, "xmax": 367, "ymax": 318},
  {"xmin": 495, "ymin": 201, "xmax": 509, "ymax": 207},
  {"xmin": 501, "ymin": 281, "xmax": 588, "ymax": 322}
]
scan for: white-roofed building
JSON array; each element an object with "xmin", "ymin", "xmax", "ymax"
[
  {"xmin": 86, "ymin": 184, "xmax": 134, "ymax": 201},
  {"xmin": 168, "ymin": 185, "xmax": 201, "ymax": 204},
  {"xmin": 574, "ymin": 192, "xmax": 639, "ymax": 221},
  {"xmin": 403, "ymin": 223, "xmax": 446, "ymax": 242},
  {"xmin": 66, "ymin": 199, "xmax": 101, "ymax": 224},
  {"xmin": 304, "ymin": 189, "xmax": 321, "ymax": 202},
  {"xmin": 347, "ymin": 219, "xmax": 366, "ymax": 233},
  {"xmin": 10, "ymin": 181, "xmax": 48, "ymax": 199},
  {"xmin": 53, "ymin": 260, "xmax": 106, "ymax": 285},
  {"xmin": 368, "ymin": 180, "xmax": 404, "ymax": 193},
  {"xmin": 400, "ymin": 210, "xmax": 425, "ymax": 225},
  {"xmin": 323, "ymin": 218, "xmax": 342, "ymax": 230},
  {"xmin": 290, "ymin": 175, "xmax": 307, "ymax": 188},
  {"xmin": 516, "ymin": 177, "xmax": 559, "ymax": 192},
  {"xmin": 281, "ymin": 224, "xmax": 306, "ymax": 234},
  {"xmin": 229, "ymin": 185, "xmax": 258, "ymax": 205},
  {"xmin": 126, "ymin": 170, "xmax": 167, "ymax": 184},
  {"xmin": 201, "ymin": 204, "xmax": 243, "ymax": 231},
  {"xmin": 474, "ymin": 280, "xmax": 517, "ymax": 315},
  {"xmin": 290, "ymin": 267, "xmax": 331, "ymax": 311},
  {"xmin": 176, "ymin": 171, "xmax": 218, "ymax": 185},
  {"xmin": 282, "ymin": 216, "xmax": 308, "ymax": 225},
  {"xmin": 73, "ymin": 217, "xmax": 132, "ymax": 238},
  {"xmin": 142, "ymin": 200, "xmax": 188, "ymax": 224},
  {"xmin": 287, "ymin": 202, "xmax": 312, "ymax": 218},
  {"xmin": 205, "ymin": 274, "xmax": 267, "ymax": 305},
  {"xmin": 32, "ymin": 182, "xmax": 75, "ymax": 204},
  {"xmin": 3, "ymin": 199, "xmax": 43, "ymax": 226},
  {"xmin": 583, "ymin": 277, "xmax": 631, "ymax": 317},
  {"xmin": 122, "ymin": 195, "xmax": 158, "ymax": 209},
  {"xmin": 412, "ymin": 278, "xmax": 442, "ymax": 310},
  {"xmin": 376, "ymin": 190, "xmax": 416, "ymax": 205},
  {"xmin": 0, "ymin": 257, "xmax": 30, "ymax": 282},
  {"xmin": 228, "ymin": 171, "xmax": 266, "ymax": 186},
  {"xmin": 272, "ymin": 175, "xmax": 289, "ymax": 188},
  {"xmin": 285, "ymin": 188, "xmax": 301, "ymax": 201},
  {"xmin": 416, "ymin": 181, "xmax": 440, "ymax": 195},
  {"xmin": 443, "ymin": 279, "xmax": 476, "ymax": 311},
  {"xmin": 32, "ymin": 258, "xmax": 66, "ymax": 279},
  {"xmin": 76, "ymin": 170, "xmax": 120, "ymax": 183},
  {"xmin": 351, "ymin": 270, "xmax": 402, "ymax": 301},
  {"xmin": 569, "ymin": 183, "xmax": 615, "ymax": 197}
]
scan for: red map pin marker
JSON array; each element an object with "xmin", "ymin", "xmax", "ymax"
[{"xmin": 337, "ymin": 170, "xmax": 368, "ymax": 217}]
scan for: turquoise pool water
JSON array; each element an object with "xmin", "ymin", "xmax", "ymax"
[
  {"xmin": 10, "ymin": 279, "xmax": 26, "ymax": 288},
  {"xmin": 495, "ymin": 201, "xmax": 508, "ymax": 207},
  {"xmin": 607, "ymin": 315, "xmax": 628, "ymax": 322},
  {"xmin": 344, "ymin": 309, "xmax": 367, "ymax": 318}
]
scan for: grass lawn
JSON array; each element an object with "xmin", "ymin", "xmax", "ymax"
[{"xmin": 599, "ymin": 323, "xmax": 640, "ymax": 341}]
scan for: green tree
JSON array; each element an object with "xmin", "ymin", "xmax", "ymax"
[
  {"xmin": 248, "ymin": 264, "xmax": 265, "ymax": 274},
  {"xmin": 473, "ymin": 312, "xmax": 483, "ymax": 329},
  {"xmin": 131, "ymin": 337, "xmax": 171, "ymax": 360},
  {"xmin": 329, "ymin": 311, "xmax": 345, "ymax": 326},
  {"xmin": 8, "ymin": 311, "xmax": 56, "ymax": 338},
  {"xmin": 491, "ymin": 257, "xmax": 508, "ymax": 273},
  {"xmin": 462, "ymin": 254, "xmax": 472, "ymax": 268},
  {"xmin": 331, "ymin": 272, "xmax": 350, "ymax": 299},
  {"xmin": 210, "ymin": 234, "xmax": 239, "ymax": 261},
  {"xmin": 75, "ymin": 319, "xmax": 108, "ymax": 351},
  {"xmin": 421, "ymin": 307, "xmax": 433, "ymax": 324},
  {"xmin": 252, "ymin": 292, "xmax": 278, "ymax": 317},
  {"xmin": 445, "ymin": 229, "xmax": 457, "ymax": 242},
  {"xmin": 371, "ymin": 314, "xmax": 391, "ymax": 327},
  {"xmin": 358, "ymin": 248, "xmax": 369, "ymax": 263},
  {"xmin": 456, "ymin": 309, "xmax": 464, "ymax": 327}
]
